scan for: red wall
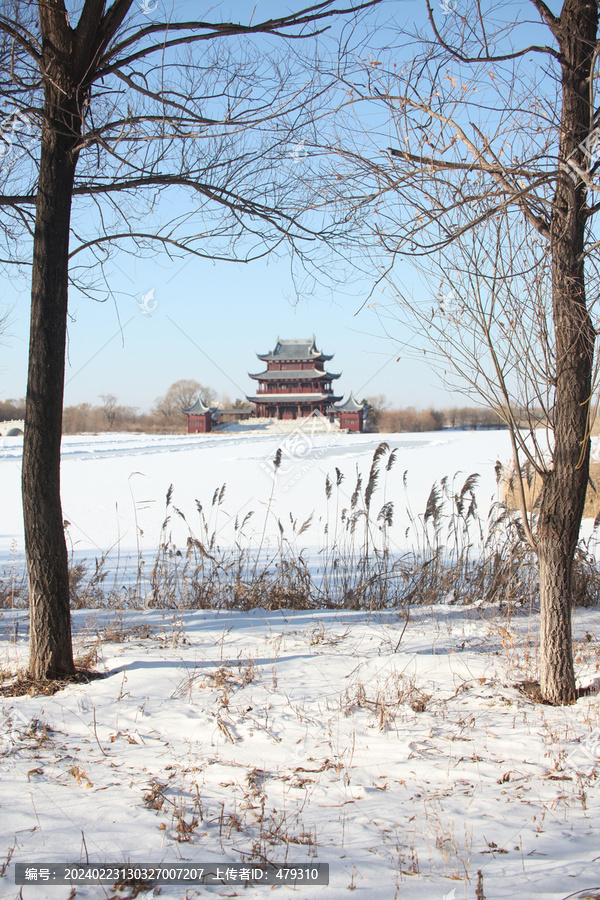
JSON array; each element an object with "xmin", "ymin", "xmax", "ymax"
[
  {"xmin": 187, "ymin": 413, "xmax": 211, "ymax": 433},
  {"xmin": 339, "ymin": 411, "xmax": 363, "ymax": 432}
]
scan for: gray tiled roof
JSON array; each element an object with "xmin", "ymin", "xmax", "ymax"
[
  {"xmin": 257, "ymin": 336, "xmax": 333, "ymax": 362},
  {"xmin": 181, "ymin": 396, "xmax": 212, "ymax": 415},
  {"xmin": 335, "ymin": 393, "xmax": 364, "ymax": 412},
  {"xmin": 249, "ymin": 369, "xmax": 341, "ymax": 381}
]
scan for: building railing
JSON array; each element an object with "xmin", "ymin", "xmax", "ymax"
[{"xmin": 256, "ymin": 384, "xmax": 330, "ymax": 394}]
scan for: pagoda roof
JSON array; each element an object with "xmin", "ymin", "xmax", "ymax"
[
  {"xmin": 181, "ymin": 396, "xmax": 212, "ymax": 415},
  {"xmin": 247, "ymin": 392, "xmax": 342, "ymax": 403},
  {"xmin": 335, "ymin": 393, "xmax": 364, "ymax": 412},
  {"xmin": 257, "ymin": 336, "xmax": 333, "ymax": 362},
  {"xmin": 249, "ymin": 369, "xmax": 341, "ymax": 381}
]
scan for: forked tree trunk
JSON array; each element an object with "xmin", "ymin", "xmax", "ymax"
[
  {"xmin": 23, "ymin": 83, "xmax": 81, "ymax": 679},
  {"xmin": 536, "ymin": 0, "xmax": 597, "ymax": 705}
]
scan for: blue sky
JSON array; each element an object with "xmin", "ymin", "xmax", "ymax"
[
  {"xmin": 2, "ymin": 0, "xmax": 546, "ymax": 415},
  {"xmin": 0, "ymin": 0, "xmax": 463, "ymax": 414},
  {"xmin": 1, "ymin": 244, "xmax": 453, "ymax": 412}
]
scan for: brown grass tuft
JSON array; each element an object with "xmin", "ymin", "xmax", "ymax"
[
  {"xmin": 503, "ymin": 460, "xmax": 600, "ymax": 520},
  {"xmin": 0, "ymin": 668, "xmax": 105, "ymax": 698}
]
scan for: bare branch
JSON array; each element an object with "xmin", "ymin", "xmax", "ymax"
[{"xmin": 425, "ymin": 0, "xmax": 561, "ymax": 64}]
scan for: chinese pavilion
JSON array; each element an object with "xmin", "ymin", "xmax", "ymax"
[
  {"xmin": 181, "ymin": 396, "xmax": 212, "ymax": 433},
  {"xmin": 247, "ymin": 337, "xmax": 342, "ymax": 420},
  {"xmin": 335, "ymin": 392, "xmax": 364, "ymax": 433}
]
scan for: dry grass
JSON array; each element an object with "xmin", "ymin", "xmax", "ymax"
[
  {"xmin": 0, "ymin": 669, "xmax": 105, "ymax": 698},
  {"xmin": 500, "ymin": 459, "xmax": 600, "ymax": 606},
  {"xmin": 503, "ymin": 459, "xmax": 600, "ymax": 520},
  {"xmin": 2, "ymin": 445, "xmax": 599, "ymax": 619}
]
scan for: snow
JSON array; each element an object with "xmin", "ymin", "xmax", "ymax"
[
  {"xmin": 0, "ymin": 429, "xmax": 511, "ymax": 563},
  {"xmin": 0, "ymin": 429, "xmax": 599, "ymax": 900}
]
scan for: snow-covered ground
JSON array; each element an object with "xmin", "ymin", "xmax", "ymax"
[
  {"xmin": 1, "ymin": 430, "xmax": 599, "ymax": 900},
  {"xmin": 0, "ymin": 428, "xmax": 513, "ymax": 564}
]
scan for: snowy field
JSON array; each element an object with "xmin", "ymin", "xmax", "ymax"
[
  {"xmin": 1, "ymin": 429, "xmax": 599, "ymax": 900},
  {"xmin": 0, "ymin": 428, "xmax": 514, "ymax": 565}
]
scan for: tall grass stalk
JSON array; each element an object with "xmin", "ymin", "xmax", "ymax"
[{"xmin": 2, "ymin": 445, "xmax": 599, "ymax": 612}]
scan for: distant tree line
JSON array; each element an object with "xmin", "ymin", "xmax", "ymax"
[
  {"xmin": 377, "ymin": 406, "xmax": 503, "ymax": 433},
  {"xmin": 0, "ymin": 398, "xmax": 26, "ymax": 421},
  {"xmin": 0, "ymin": 380, "xmax": 250, "ymax": 434},
  {"xmin": 366, "ymin": 396, "xmax": 523, "ymax": 433},
  {"xmin": 1, "ymin": 387, "xmax": 545, "ymax": 435}
]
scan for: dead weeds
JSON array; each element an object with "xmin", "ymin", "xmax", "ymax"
[
  {"xmin": 516, "ymin": 679, "xmax": 599, "ymax": 705},
  {"xmin": 0, "ymin": 667, "xmax": 106, "ymax": 698}
]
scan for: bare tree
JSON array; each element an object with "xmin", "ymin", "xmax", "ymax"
[
  {"xmin": 0, "ymin": 0, "xmax": 378, "ymax": 680},
  {"xmin": 335, "ymin": 0, "xmax": 600, "ymax": 703},
  {"xmin": 62, "ymin": 402, "xmax": 93, "ymax": 434},
  {"xmin": 363, "ymin": 393, "xmax": 387, "ymax": 429},
  {"xmin": 99, "ymin": 394, "xmax": 118, "ymax": 429},
  {"xmin": 153, "ymin": 379, "xmax": 217, "ymax": 424}
]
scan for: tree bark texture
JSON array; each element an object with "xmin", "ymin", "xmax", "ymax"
[
  {"xmin": 23, "ymin": 0, "xmax": 134, "ymax": 679},
  {"xmin": 537, "ymin": 0, "xmax": 598, "ymax": 704},
  {"xmin": 23, "ymin": 4, "xmax": 84, "ymax": 679}
]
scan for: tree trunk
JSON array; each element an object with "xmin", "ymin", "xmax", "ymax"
[
  {"xmin": 536, "ymin": 0, "xmax": 598, "ymax": 705},
  {"xmin": 23, "ymin": 76, "xmax": 81, "ymax": 679}
]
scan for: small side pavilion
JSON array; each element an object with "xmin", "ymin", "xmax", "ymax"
[
  {"xmin": 335, "ymin": 393, "xmax": 364, "ymax": 432},
  {"xmin": 182, "ymin": 397, "xmax": 212, "ymax": 433}
]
